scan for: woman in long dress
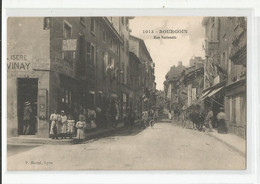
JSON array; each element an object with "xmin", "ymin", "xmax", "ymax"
[{"xmin": 76, "ymin": 114, "xmax": 87, "ymax": 141}]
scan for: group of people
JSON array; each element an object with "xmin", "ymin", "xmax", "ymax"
[
  {"xmin": 142, "ymin": 109, "xmax": 157, "ymax": 128},
  {"xmin": 168, "ymin": 105, "xmax": 227, "ymax": 134},
  {"xmin": 167, "ymin": 108, "xmax": 181, "ymax": 121},
  {"xmin": 49, "ymin": 109, "xmax": 98, "ymax": 141}
]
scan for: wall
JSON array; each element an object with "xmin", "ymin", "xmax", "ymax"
[{"xmin": 7, "ymin": 17, "xmax": 51, "ymax": 137}]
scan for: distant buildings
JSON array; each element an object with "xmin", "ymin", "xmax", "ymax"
[
  {"xmin": 164, "ymin": 17, "xmax": 246, "ymax": 138},
  {"xmin": 7, "ymin": 17, "xmax": 156, "ymax": 138}
]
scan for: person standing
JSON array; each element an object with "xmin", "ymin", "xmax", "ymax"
[
  {"xmin": 217, "ymin": 107, "xmax": 227, "ymax": 134},
  {"xmin": 181, "ymin": 109, "xmax": 187, "ymax": 128},
  {"xmin": 205, "ymin": 107, "xmax": 213, "ymax": 132},
  {"xmin": 49, "ymin": 109, "xmax": 59, "ymax": 139},
  {"xmin": 149, "ymin": 109, "xmax": 155, "ymax": 127},
  {"xmin": 168, "ymin": 110, "xmax": 172, "ymax": 120},
  {"xmin": 75, "ymin": 114, "xmax": 87, "ymax": 142},
  {"xmin": 67, "ymin": 114, "xmax": 75, "ymax": 139},
  {"xmin": 23, "ymin": 101, "xmax": 33, "ymax": 135},
  {"xmin": 60, "ymin": 110, "xmax": 68, "ymax": 139}
]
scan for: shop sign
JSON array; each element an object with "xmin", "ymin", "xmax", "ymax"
[{"xmin": 62, "ymin": 39, "xmax": 77, "ymax": 51}]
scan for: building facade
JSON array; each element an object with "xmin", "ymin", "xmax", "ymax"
[
  {"xmin": 202, "ymin": 17, "xmax": 246, "ymax": 138},
  {"xmin": 7, "ymin": 17, "xmax": 156, "ymax": 138},
  {"xmin": 129, "ymin": 35, "xmax": 156, "ymax": 111},
  {"xmin": 7, "ymin": 17, "xmax": 125, "ymax": 138}
]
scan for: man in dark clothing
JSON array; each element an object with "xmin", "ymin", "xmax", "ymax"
[{"xmin": 23, "ymin": 101, "xmax": 33, "ymax": 135}]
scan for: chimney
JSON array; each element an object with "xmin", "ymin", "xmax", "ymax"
[{"xmin": 178, "ymin": 61, "xmax": 182, "ymax": 67}]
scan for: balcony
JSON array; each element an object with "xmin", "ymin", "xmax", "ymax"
[{"xmin": 229, "ymin": 37, "xmax": 246, "ymax": 66}]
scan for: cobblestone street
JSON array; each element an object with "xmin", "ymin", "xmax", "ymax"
[{"xmin": 7, "ymin": 119, "xmax": 246, "ymax": 170}]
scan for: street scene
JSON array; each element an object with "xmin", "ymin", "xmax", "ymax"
[{"xmin": 6, "ymin": 16, "xmax": 247, "ymax": 170}]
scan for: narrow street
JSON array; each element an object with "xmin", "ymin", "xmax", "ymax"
[{"xmin": 7, "ymin": 118, "xmax": 245, "ymax": 170}]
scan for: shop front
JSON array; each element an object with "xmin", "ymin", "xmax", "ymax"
[
  {"xmin": 199, "ymin": 82, "xmax": 225, "ymax": 128},
  {"xmin": 225, "ymin": 79, "xmax": 246, "ymax": 138},
  {"xmin": 7, "ymin": 71, "xmax": 50, "ymax": 138}
]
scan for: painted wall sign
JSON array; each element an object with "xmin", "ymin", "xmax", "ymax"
[
  {"xmin": 33, "ymin": 57, "xmax": 50, "ymax": 70},
  {"xmin": 7, "ymin": 54, "xmax": 50, "ymax": 71},
  {"xmin": 62, "ymin": 39, "xmax": 77, "ymax": 51},
  {"xmin": 7, "ymin": 54, "xmax": 32, "ymax": 71}
]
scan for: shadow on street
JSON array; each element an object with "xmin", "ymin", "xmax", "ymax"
[{"xmin": 7, "ymin": 145, "xmax": 39, "ymax": 157}]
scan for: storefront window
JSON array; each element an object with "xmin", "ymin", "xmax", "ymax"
[{"xmin": 61, "ymin": 88, "xmax": 72, "ymax": 109}]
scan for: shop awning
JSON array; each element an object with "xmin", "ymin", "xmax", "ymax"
[
  {"xmin": 199, "ymin": 84, "xmax": 225, "ymax": 101},
  {"xmin": 199, "ymin": 90, "xmax": 212, "ymax": 101},
  {"xmin": 207, "ymin": 86, "xmax": 224, "ymax": 97}
]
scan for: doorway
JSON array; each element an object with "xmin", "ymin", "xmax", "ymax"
[{"xmin": 17, "ymin": 78, "xmax": 38, "ymax": 135}]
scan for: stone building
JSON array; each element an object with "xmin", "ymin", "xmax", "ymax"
[
  {"xmin": 7, "ymin": 17, "xmax": 124, "ymax": 138},
  {"xmin": 129, "ymin": 51, "xmax": 142, "ymax": 117},
  {"xmin": 164, "ymin": 61, "xmax": 186, "ymax": 110},
  {"xmin": 129, "ymin": 35, "xmax": 156, "ymax": 111},
  {"xmin": 201, "ymin": 17, "xmax": 246, "ymax": 137},
  {"xmin": 107, "ymin": 17, "xmax": 134, "ymax": 119}
]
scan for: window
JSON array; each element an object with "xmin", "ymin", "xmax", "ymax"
[
  {"xmin": 103, "ymin": 30, "xmax": 106, "ymax": 42},
  {"xmin": 221, "ymin": 52, "xmax": 225, "ymax": 67},
  {"xmin": 80, "ymin": 17, "xmax": 86, "ymax": 26},
  {"xmin": 97, "ymin": 92, "xmax": 102, "ymax": 108},
  {"xmin": 43, "ymin": 17, "xmax": 50, "ymax": 30},
  {"xmin": 78, "ymin": 35, "xmax": 86, "ymax": 75},
  {"xmin": 90, "ymin": 18, "xmax": 95, "ymax": 33},
  {"xmin": 126, "ymin": 18, "xmax": 129, "ymax": 30},
  {"xmin": 232, "ymin": 97, "xmax": 236, "ymax": 123},
  {"xmin": 110, "ymin": 39, "xmax": 113, "ymax": 49},
  {"xmin": 121, "ymin": 17, "xmax": 124, "ymax": 25},
  {"xmin": 103, "ymin": 52, "xmax": 108, "ymax": 75},
  {"xmin": 86, "ymin": 42, "xmax": 95, "ymax": 66},
  {"xmin": 116, "ymin": 44, "xmax": 120, "ymax": 55},
  {"xmin": 63, "ymin": 21, "xmax": 72, "ymax": 38},
  {"xmin": 61, "ymin": 88, "xmax": 72, "ymax": 108}
]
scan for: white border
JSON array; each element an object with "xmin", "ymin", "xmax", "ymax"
[{"xmin": 2, "ymin": 8, "xmax": 259, "ymax": 184}]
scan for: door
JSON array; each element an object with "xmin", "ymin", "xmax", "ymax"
[{"xmin": 17, "ymin": 78, "xmax": 38, "ymax": 135}]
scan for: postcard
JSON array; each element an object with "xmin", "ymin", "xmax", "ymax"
[{"xmin": 6, "ymin": 16, "xmax": 247, "ymax": 170}]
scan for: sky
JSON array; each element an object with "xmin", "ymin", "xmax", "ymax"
[{"xmin": 129, "ymin": 17, "xmax": 205, "ymax": 90}]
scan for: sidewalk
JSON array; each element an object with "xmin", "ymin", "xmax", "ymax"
[
  {"xmin": 7, "ymin": 122, "xmax": 128, "ymax": 146},
  {"xmin": 172, "ymin": 119, "xmax": 246, "ymax": 157},
  {"xmin": 207, "ymin": 129, "xmax": 246, "ymax": 157}
]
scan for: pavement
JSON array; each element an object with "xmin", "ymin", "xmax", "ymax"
[
  {"xmin": 7, "ymin": 117, "xmax": 246, "ymax": 170},
  {"xmin": 7, "ymin": 121, "xmax": 128, "ymax": 146}
]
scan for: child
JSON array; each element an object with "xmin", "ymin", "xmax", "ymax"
[
  {"xmin": 60, "ymin": 110, "xmax": 68, "ymax": 139},
  {"xmin": 76, "ymin": 115, "xmax": 87, "ymax": 142},
  {"xmin": 67, "ymin": 114, "xmax": 75, "ymax": 139}
]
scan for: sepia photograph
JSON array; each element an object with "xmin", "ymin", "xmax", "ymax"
[{"xmin": 6, "ymin": 16, "xmax": 247, "ymax": 170}]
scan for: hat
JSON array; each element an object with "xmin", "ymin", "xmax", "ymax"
[
  {"xmin": 61, "ymin": 110, "xmax": 65, "ymax": 113},
  {"xmin": 24, "ymin": 101, "xmax": 30, "ymax": 106},
  {"xmin": 219, "ymin": 107, "xmax": 224, "ymax": 110}
]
